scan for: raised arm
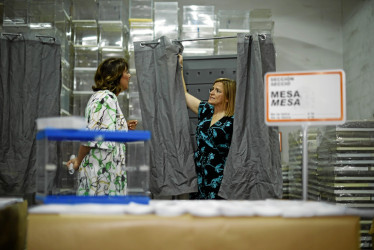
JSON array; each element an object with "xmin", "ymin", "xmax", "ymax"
[{"xmin": 179, "ymin": 54, "xmax": 201, "ymax": 115}]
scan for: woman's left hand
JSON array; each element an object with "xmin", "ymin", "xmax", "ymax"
[
  {"xmin": 178, "ymin": 54, "xmax": 183, "ymax": 68},
  {"xmin": 127, "ymin": 120, "xmax": 138, "ymax": 130}
]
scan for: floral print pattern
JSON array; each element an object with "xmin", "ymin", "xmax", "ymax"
[{"xmin": 77, "ymin": 90, "xmax": 128, "ymax": 196}]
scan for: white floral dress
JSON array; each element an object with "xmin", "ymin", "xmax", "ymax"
[{"xmin": 77, "ymin": 90, "xmax": 128, "ymax": 196}]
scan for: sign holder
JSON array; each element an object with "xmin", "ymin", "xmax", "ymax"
[{"xmin": 264, "ymin": 70, "xmax": 346, "ymax": 200}]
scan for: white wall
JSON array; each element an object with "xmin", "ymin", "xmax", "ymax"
[{"xmin": 342, "ymin": 0, "xmax": 374, "ymax": 120}]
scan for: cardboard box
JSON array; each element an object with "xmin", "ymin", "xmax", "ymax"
[{"xmin": 27, "ymin": 214, "xmax": 360, "ymax": 250}]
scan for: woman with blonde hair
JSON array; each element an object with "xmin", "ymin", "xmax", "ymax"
[{"xmin": 179, "ymin": 55, "xmax": 236, "ymax": 199}]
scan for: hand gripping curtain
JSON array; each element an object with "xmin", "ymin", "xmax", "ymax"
[
  {"xmin": 0, "ymin": 38, "xmax": 61, "ymax": 198},
  {"xmin": 219, "ymin": 33, "xmax": 282, "ymax": 199},
  {"xmin": 134, "ymin": 36, "xmax": 197, "ymax": 196}
]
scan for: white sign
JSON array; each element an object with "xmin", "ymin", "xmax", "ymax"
[{"xmin": 265, "ymin": 70, "xmax": 345, "ymax": 126}]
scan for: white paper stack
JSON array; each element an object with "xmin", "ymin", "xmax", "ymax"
[{"xmin": 317, "ymin": 120, "xmax": 374, "ymax": 249}]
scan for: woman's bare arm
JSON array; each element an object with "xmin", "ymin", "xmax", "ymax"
[{"xmin": 179, "ymin": 55, "xmax": 200, "ymax": 114}]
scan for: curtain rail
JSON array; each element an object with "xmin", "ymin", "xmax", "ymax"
[
  {"xmin": 139, "ymin": 34, "xmax": 259, "ymax": 47},
  {"xmin": 174, "ymin": 35, "xmax": 238, "ymax": 42},
  {"xmin": 2, "ymin": 33, "xmax": 22, "ymax": 37},
  {"xmin": 2, "ymin": 33, "xmax": 56, "ymax": 43},
  {"xmin": 2, "ymin": 33, "xmax": 23, "ymax": 40}
]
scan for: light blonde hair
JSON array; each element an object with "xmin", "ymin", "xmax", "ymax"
[{"xmin": 213, "ymin": 78, "xmax": 236, "ymax": 116}]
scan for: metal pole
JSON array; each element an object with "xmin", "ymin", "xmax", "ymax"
[
  {"xmin": 173, "ymin": 35, "xmax": 238, "ymax": 42},
  {"xmin": 139, "ymin": 35, "xmax": 251, "ymax": 47}
]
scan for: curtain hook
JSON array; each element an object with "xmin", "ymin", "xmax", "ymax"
[
  {"xmin": 2, "ymin": 33, "xmax": 23, "ymax": 41},
  {"xmin": 139, "ymin": 41, "xmax": 160, "ymax": 48},
  {"xmin": 36, "ymin": 35, "xmax": 56, "ymax": 44},
  {"xmin": 259, "ymin": 34, "xmax": 267, "ymax": 40}
]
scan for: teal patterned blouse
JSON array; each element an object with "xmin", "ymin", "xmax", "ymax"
[{"xmin": 190, "ymin": 102, "xmax": 234, "ymax": 199}]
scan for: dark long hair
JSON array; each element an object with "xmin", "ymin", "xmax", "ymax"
[{"xmin": 92, "ymin": 57, "xmax": 129, "ymax": 95}]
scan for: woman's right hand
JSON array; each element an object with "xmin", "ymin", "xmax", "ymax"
[{"xmin": 66, "ymin": 158, "xmax": 80, "ymax": 171}]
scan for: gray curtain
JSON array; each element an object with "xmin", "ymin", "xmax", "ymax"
[
  {"xmin": 0, "ymin": 37, "xmax": 61, "ymax": 198},
  {"xmin": 219, "ymin": 33, "xmax": 282, "ymax": 199},
  {"xmin": 134, "ymin": 36, "xmax": 197, "ymax": 196}
]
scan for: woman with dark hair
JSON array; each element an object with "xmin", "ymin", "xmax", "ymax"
[
  {"xmin": 67, "ymin": 57, "xmax": 137, "ymax": 195},
  {"xmin": 179, "ymin": 55, "xmax": 236, "ymax": 199}
]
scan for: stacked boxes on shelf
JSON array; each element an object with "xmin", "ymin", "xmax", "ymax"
[
  {"xmin": 71, "ymin": 0, "xmax": 98, "ymax": 117},
  {"xmin": 127, "ymin": 0, "xmax": 153, "ymax": 169},
  {"xmin": 2, "ymin": 0, "xmax": 73, "ymax": 115},
  {"xmin": 98, "ymin": 0, "xmax": 128, "ymax": 58},
  {"xmin": 127, "ymin": 0, "xmax": 153, "ymax": 127},
  {"xmin": 317, "ymin": 121, "xmax": 374, "ymax": 249},
  {"xmin": 98, "ymin": 0, "xmax": 129, "ymax": 122},
  {"xmin": 99, "ymin": 0, "xmax": 127, "ymax": 47},
  {"xmin": 1, "ymin": 1, "xmax": 275, "ymax": 67},
  {"xmin": 181, "ymin": 5, "xmax": 215, "ymax": 56},
  {"xmin": 250, "ymin": 9, "xmax": 274, "ymax": 37},
  {"xmin": 28, "ymin": 0, "xmax": 55, "ymax": 29},
  {"xmin": 128, "ymin": 0, "xmax": 153, "ymax": 54},
  {"xmin": 154, "ymin": 1, "xmax": 178, "ymax": 40},
  {"xmin": 216, "ymin": 10, "xmax": 249, "ymax": 55},
  {"xmin": 72, "ymin": 0, "xmax": 129, "ymax": 117},
  {"xmin": 55, "ymin": 0, "xmax": 73, "ymax": 115},
  {"xmin": 3, "ymin": 0, "xmax": 28, "ymax": 27},
  {"xmin": 3, "ymin": 0, "xmax": 58, "ymax": 39}
]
